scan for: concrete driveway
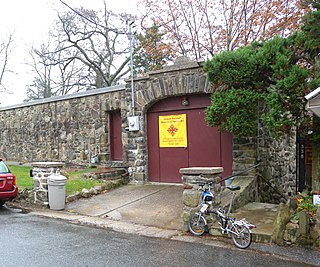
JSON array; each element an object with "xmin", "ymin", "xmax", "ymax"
[{"xmin": 65, "ymin": 184, "xmax": 185, "ymax": 230}]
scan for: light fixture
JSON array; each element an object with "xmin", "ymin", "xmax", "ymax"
[{"xmin": 182, "ymin": 97, "xmax": 189, "ymax": 106}]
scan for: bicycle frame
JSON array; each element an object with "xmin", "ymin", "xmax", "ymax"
[
  {"xmin": 188, "ymin": 184, "xmax": 256, "ymax": 249},
  {"xmin": 211, "ymin": 187, "xmax": 255, "ymax": 232}
]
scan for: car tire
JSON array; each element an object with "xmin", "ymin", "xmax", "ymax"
[{"xmin": 0, "ymin": 200, "xmax": 6, "ymax": 207}]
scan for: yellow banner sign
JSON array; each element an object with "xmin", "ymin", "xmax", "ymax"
[{"xmin": 159, "ymin": 114, "xmax": 187, "ymax": 147}]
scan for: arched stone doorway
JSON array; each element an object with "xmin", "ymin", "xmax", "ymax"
[{"xmin": 147, "ymin": 94, "xmax": 233, "ymax": 183}]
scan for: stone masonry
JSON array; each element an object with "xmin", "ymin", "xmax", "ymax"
[
  {"xmin": 124, "ymin": 57, "xmax": 214, "ymax": 182},
  {"xmin": 0, "ymin": 86, "xmax": 125, "ymax": 166},
  {"xmin": 31, "ymin": 161, "xmax": 64, "ymax": 205},
  {"xmin": 180, "ymin": 167, "xmax": 223, "ymax": 231},
  {"xmin": 258, "ymin": 132, "xmax": 297, "ymax": 203},
  {"xmin": 0, "ymin": 57, "xmax": 300, "ymax": 201}
]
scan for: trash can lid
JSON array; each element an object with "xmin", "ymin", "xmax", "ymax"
[{"xmin": 48, "ymin": 174, "xmax": 67, "ymax": 182}]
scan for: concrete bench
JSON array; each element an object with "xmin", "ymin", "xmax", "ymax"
[{"xmin": 180, "ymin": 167, "xmax": 223, "ymax": 185}]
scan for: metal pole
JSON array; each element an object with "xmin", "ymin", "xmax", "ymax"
[{"xmin": 129, "ymin": 22, "xmax": 135, "ymax": 116}]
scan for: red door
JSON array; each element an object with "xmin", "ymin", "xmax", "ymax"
[
  {"xmin": 109, "ymin": 110, "xmax": 123, "ymax": 161},
  {"xmin": 158, "ymin": 111, "xmax": 189, "ymax": 183},
  {"xmin": 187, "ymin": 109, "xmax": 221, "ymax": 167},
  {"xmin": 147, "ymin": 94, "xmax": 233, "ymax": 183}
]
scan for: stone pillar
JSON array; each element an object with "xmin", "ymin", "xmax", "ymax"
[
  {"xmin": 31, "ymin": 162, "xmax": 65, "ymax": 205},
  {"xmin": 180, "ymin": 167, "xmax": 223, "ymax": 231},
  {"xmin": 298, "ymin": 210, "xmax": 310, "ymax": 235}
]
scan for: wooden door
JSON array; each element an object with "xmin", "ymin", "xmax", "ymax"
[
  {"xmin": 147, "ymin": 95, "xmax": 233, "ymax": 183},
  {"xmin": 109, "ymin": 110, "xmax": 123, "ymax": 161}
]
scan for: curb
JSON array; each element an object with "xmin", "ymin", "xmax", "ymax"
[
  {"xmin": 11, "ymin": 203, "xmax": 272, "ymax": 244},
  {"xmin": 30, "ymin": 209, "xmax": 181, "ymax": 240},
  {"xmin": 9, "ymin": 204, "xmax": 320, "ymax": 266}
]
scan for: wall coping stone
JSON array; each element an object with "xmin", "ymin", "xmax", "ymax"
[
  {"xmin": 179, "ymin": 167, "xmax": 223, "ymax": 175},
  {"xmin": 128, "ymin": 56, "xmax": 201, "ymax": 81},
  {"xmin": 0, "ymin": 84, "xmax": 125, "ymax": 111},
  {"xmin": 32, "ymin": 162, "xmax": 65, "ymax": 168}
]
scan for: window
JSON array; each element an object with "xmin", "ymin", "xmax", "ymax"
[{"xmin": 0, "ymin": 161, "xmax": 9, "ymax": 174}]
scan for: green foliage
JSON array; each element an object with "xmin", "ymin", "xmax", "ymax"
[
  {"xmin": 204, "ymin": 43, "xmax": 273, "ymax": 92},
  {"xmin": 8, "ymin": 165, "xmax": 33, "ymax": 189},
  {"xmin": 9, "ymin": 165, "xmax": 105, "ymax": 196},
  {"xmin": 204, "ymin": 32, "xmax": 312, "ymax": 137},
  {"xmin": 291, "ymin": 191, "xmax": 318, "ymax": 221},
  {"xmin": 134, "ymin": 24, "xmax": 175, "ymax": 74},
  {"xmin": 305, "ymin": 0, "xmax": 320, "ymax": 10},
  {"xmin": 262, "ymin": 89, "xmax": 291, "ymax": 135},
  {"xmin": 205, "ymin": 89, "xmax": 263, "ymax": 136},
  {"xmin": 295, "ymin": 8, "xmax": 320, "ymax": 93},
  {"xmin": 301, "ymin": 10, "xmax": 320, "ymax": 53},
  {"xmin": 65, "ymin": 172, "xmax": 105, "ymax": 195}
]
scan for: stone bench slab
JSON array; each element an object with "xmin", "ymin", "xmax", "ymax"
[{"xmin": 179, "ymin": 167, "xmax": 223, "ymax": 175}]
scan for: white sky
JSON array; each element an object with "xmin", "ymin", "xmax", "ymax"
[{"xmin": 0, "ymin": 0, "xmax": 137, "ymax": 107}]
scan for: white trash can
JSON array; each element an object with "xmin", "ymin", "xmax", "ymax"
[{"xmin": 47, "ymin": 173, "xmax": 67, "ymax": 210}]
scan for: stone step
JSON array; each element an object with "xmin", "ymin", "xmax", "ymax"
[
  {"xmin": 83, "ymin": 168, "xmax": 127, "ymax": 181},
  {"xmin": 234, "ymin": 202, "xmax": 278, "ymax": 243},
  {"xmin": 209, "ymin": 202, "xmax": 278, "ymax": 243},
  {"xmin": 219, "ymin": 175, "xmax": 257, "ymax": 211}
]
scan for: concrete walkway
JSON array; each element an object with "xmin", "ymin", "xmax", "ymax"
[
  {"xmin": 65, "ymin": 183, "xmax": 185, "ymax": 231},
  {"xmin": 65, "ymin": 183, "xmax": 277, "ymax": 242}
]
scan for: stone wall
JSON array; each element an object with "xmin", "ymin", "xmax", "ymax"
[
  {"xmin": 0, "ymin": 58, "xmax": 214, "ymax": 183},
  {"xmin": 273, "ymin": 203, "xmax": 320, "ymax": 247},
  {"xmin": 258, "ymin": 133, "xmax": 297, "ymax": 203},
  {"xmin": 0, "ymin": 57, "xmax": 299, "ymax": 201},
  {"xmin": 232, "ymin": 133, "xmax": 297, "ymax": 203},
  {"xmin": 233, "ymin": 137, "xmax": 257, "ymax": 173},
  {"xmin": 0, "ymin": 86, "xmax": 126, "ymax": 165}
]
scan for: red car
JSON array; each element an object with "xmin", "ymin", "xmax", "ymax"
[{"xmin": 0, "ymin": 159, "xmax": 18, "ymax": 206}]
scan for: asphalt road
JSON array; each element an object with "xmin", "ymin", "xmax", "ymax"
[{"xmin": 1, "ymin": 206, "xmax": 318, "ymax": 267}]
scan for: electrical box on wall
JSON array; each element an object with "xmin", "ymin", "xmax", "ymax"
[{"xmin": 128, "ymin": 116, "xmax": 140, "ymax": 131}]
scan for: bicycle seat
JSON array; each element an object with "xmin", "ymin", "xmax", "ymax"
[{"xmin": 226, "ymin": 185, "xmax": 241, "ymax": 191}]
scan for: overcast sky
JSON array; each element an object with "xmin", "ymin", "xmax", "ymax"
[{"xmin": 0, "ymin": 0, "xmax": 137, "ymax": 107}]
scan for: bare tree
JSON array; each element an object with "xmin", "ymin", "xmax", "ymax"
[
  {"xmin": 25, "ymin": 34, "xmax": 89, "ymax": 101},
  {"xmin": 0, "ymin": 33, "xmax": 14, "ymax": 92},
  {"xmin": 25, "ymin": 43, "xmax": 56, "ymax": 101},
  {"xmin": 217, "ymin": 0, "xmax": 309, "ymax": 51},
  {"xmin": 25, "ymin": 1, "xmax": 137, "ymax": 100},
  {"xmin": 138, "ymin": 0, "xmax": 310, "ymax": 59},
  {"xmin": 56, "ymin": 1, "xmax": 135, "ymax": 88}
]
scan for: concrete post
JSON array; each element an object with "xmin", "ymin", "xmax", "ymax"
[{"xmin": 31, "ymin": 162, "xmax": 65, "ymax": 205}]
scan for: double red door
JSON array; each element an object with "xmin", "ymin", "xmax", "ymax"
[{"xmin": 147, "ymin": 95, "xmax": 232, "ymax": 183}]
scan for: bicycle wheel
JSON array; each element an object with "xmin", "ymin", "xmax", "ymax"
[
  {"xmin": 230, "ymin": 223, "xmax": 252, "ymax": 249},
  {"xmin": 188, "ymin": 213, "xmax": 207, "ymax": 236}
]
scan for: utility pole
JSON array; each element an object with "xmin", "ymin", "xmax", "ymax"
[
  {"xmin": 126, "ymin": 21, "xmax": 139, "ymax": 132},
  {"xmin": 128, "ymin": 21, "xmax": 135, "ymax": 116}
]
